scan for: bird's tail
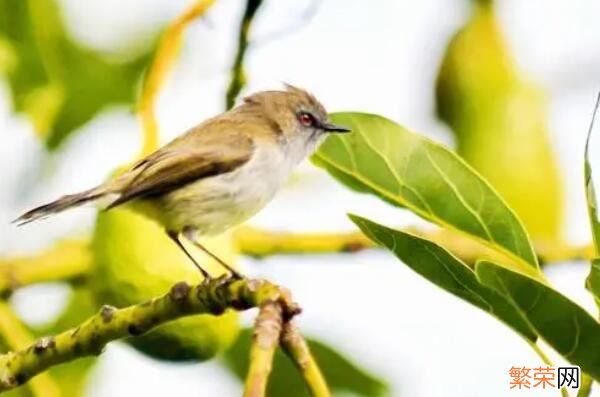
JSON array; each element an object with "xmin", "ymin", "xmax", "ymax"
[{"xmin": 13, "ymin": 186, "xmax": 108, "ymax": 226}]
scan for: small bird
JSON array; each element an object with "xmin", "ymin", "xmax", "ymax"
[{"xmin": 15, "ymin": 85, "xmax": 350, "ymax": 279}]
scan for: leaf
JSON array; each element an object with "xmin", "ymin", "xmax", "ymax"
[
  {"xmin": 435, "ymin": 2, "xmax": 563, "ymax": 243},
  {"xmin": 0, "ymin": 0, "xmax": 154, "ymax": 149},
  {"xmin": 223, "ymin": 329, "xmax": 388, "ymax": 397},
  {"xmin": 584, "ymin": 94, "xmax": 600, "ymax": 306},
  {"xmin": 313, "ymin": 112, "xmax": 540, "ymax": 277},
  {"xmin": 476, "ymin": 261, "xmax": 600, "ymax": 380},
  {"xmin": 350, "ymin": 215, "xmax": 537, "ymax": 342}
]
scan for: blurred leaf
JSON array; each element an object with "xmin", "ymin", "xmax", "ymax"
[
  {"xmin": 435, "ymin": 1, "xmax": 563, "ymax": 244},
  {"xmin": 476, "ymin": 261, "xmax": 600, "ymax": 380},
  {"xmin": 0, "ymin": 0, "xmax": 153, "ymax": 148},
  {"xmin": 223, "ymin": 329, "xmax": 388, "ymax": 397},
  {"xmin": 584, "ymin": 95, "xmax": 600, "ymax": 307},
  {"xmin": 31, "ymin": 286, "xmax": 98, "ymax": 397},
  {"xmin": 350, "ymin": 215, "xmax": 537, "ymax": 342},
  {"xmin": 313, "ymin": 112, "xmax": 540, "ymax": 278}
]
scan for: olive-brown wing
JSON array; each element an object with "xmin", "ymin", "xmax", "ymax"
[{"xmin": 108, "ymin": 132, "xmax": 254, "ymax": 208}]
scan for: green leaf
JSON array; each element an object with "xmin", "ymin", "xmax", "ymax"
[
  {"xmin": 584, "ymin": 94, "xmax": 600, "ymax": 305},
  {"xmin": 0, "ymin": 0, "xmax": 154, "ymax": 149},
  {"xmin": 313, "ymin": 112, "xmax": 540, "ymax": 277},
  {"xmin": 223, "ymin": 329, "xmax": 388, "ymax": 397},
  {"xmin": 476, "ymin": 261, "xmax": 600, "ymax": 380},
  {"xmin": 350, "ymin": 214, "xmax": 537, "ymax": 342}
]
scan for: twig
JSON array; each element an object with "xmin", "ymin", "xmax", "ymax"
[
  {"xmin": 0, "ymin": 302, "xmax": 60, "ymax": 397},
  {"xmin": 243, "ymin": 301, "xmax": 283, "ymax": 397},
  {"xmin": 138, "ymin": 0, "xmax": 217, "ymax": 157},
  {"xmin": 0, "ymin": 239, "xmax": 91, "ymax": 296},
  {"xmin": 0, "ymin": 277, "xmax": 300, "ymax": 392},
  {"xmin": 232, "ymin": 226, "xmax": 375, "ymax": 257},
  {"xmin": 225, "ymin": 0, "xmax": 264, "ymax": 110},
  {"xmin": 281, "ymin": 321, "xmax": 330, "ymax": 397},
  {"xmin": 0, "ymin": 228, "xmax": 593, "ymax": 297}
]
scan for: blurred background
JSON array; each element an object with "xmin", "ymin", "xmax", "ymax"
[{"xmin": 1, "ymin": 0, "xmax": 600, "ymax": 395}]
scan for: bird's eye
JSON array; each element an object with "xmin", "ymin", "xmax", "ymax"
[{"xmin": 298, "ymin": 112, "xmax": 314, "ymax": 127}]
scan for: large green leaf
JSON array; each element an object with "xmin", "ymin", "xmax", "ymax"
[
  {"xmin": 585, "ymin": 94, "xmax": 600, "ymax": 305},
  {"xmin": 476, "ymin": 261, "xmax": 600, "ymax": 380},
  {"xmin": 223, "ymin": 329, "xmax": 388, "ymax": 397},
  {"xmin": 350, "ymin": 215, "xmax": 537, "ymax": 342},
  {"xmin": 0, "ymin": 0, "xmax": 154, "ymax": 149},
  {"xmin": 313, "ymin": 112, "xmax": 540, "ymax": 277}
]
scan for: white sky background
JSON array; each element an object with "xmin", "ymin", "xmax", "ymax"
[{"xmin": 1, "ymin": 0, "xmax": 600, "ymax": 396}]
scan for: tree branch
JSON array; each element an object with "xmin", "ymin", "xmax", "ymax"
[
  {"xmin": 0, "ymin": 277, "xmax": 300, "ymax": 392},
  {"xmin": 281, "ymin": 322, "xmax": 330, "ymax": 397},
  {"xmin": 138, "ymin": 0, "xmax": 217, "ymax": 157},
  {"xmin": 0, "ymin": 227, "xmax": 593, "ymax": 297},
  {"xmin": 243, "ymin": 301, "xmax": 283, "ymax": 397},
  {"xmin": 0, "ymin": 302, "xmax": 60, "ymax": 397},
  {"xmin": 0, "ymin": 239, "xmax": 91, "ymax": 296},
  {"xmin": 225, "ymin": 0, "xmax": 263, "ymax": 110}
]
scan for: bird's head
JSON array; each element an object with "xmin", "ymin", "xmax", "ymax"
[{"xmin": 241, "ymin": 84, "xmax": 350, "ymax": 145}]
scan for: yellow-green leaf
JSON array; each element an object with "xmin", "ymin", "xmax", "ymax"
[{"xmin": 313, "ymin": 112, "xmax": 540, "ymax": 277}]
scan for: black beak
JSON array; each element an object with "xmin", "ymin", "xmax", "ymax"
[{"xmin": 320, "ymin": 122, "xmax": 351, "ymax": 133}]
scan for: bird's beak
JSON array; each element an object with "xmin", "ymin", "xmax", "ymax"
[{"xmin": 321, "ymin": 122, "xmax": 351, "ymax": 133}]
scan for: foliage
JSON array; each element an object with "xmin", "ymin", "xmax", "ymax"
[
  {"xmin": 313, "ymin": 110, "xmax": 600, "ymax": 383},
  {"xmin": 0, "ymin": 0, "xmax": 154, "ymax": 149},
  {"xmin": 313, "ymin": 112, "xmax": 540, "ymax": 278}
]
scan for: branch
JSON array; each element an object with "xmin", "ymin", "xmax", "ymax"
[
  {"xmin": 225, "ymin": 0, "xmax": 264, "ymax": 110},
  {"xmin": 232, "ymin": 226, "xmax": 375, "ymax": 257},
  {"xmin": 281, "ymin": 322, "xmax": 330, "ymax": 397},
  {"xmin": 0, "ymin": 228, "xmax": 593, "ymax": 296},
  {"xmin": 243, "ymin": 301, "xmax": 283, "ymax": 397},
  {"xmin": 0, "ymin": 277, "xmax": 300, "ymax": 392},
  {"xmin": 0, "ymin": 302, "xmax": 60, "ymax": 397},
  {"xmin": 0, "ymin": 239, "xmax": 91, "ymax": 296},
  {"xmin": 138, "ymin": 0, "xmax": 217, "ymax": 157}
]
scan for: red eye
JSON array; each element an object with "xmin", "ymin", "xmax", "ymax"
[{"xmin": 298, "ymin": 112, "xmax": 313, "ymax": 126}]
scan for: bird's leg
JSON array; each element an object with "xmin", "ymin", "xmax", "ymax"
[
  {"xmin": 182, "ymin": 226, "xmax": 245, "ymax": 279},
  {"xmin": 167, "ymin": 230, "xmax": 211, "ymax": 280}
]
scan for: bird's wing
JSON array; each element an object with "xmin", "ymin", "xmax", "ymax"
[{"xmin": 107, "ymin": 129, "xmax": 254, "ymax": 208}]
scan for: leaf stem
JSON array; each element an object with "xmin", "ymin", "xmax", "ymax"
[
  {"xmin": 529, "ymin": 342, "xmax": 569, "ymax": 397},
  {"xmin": 138, "ymin": 0, "xmax": 217, "ymax": 157}
]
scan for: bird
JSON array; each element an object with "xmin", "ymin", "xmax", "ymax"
[{"xmin": 14, "ymin": 85, "xmax": 350, "ymax": 279}]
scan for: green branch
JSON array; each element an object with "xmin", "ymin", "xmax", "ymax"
[
  {"xmin": 281, "ymin": 321, "xmax": 330, "ymax": 397},
  {"xmin": 225, "ymin": 0, "xmax": 263, "ymax": 110},
  {"xmin": 0, "ymin": 277, "xmax": 301, "ymax": 393}
]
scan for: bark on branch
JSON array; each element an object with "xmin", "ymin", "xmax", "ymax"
[{"xmin": 0, "ymin": 277, "xmax": 301, "ymax": 393}]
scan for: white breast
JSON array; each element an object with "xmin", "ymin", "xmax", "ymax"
[{"xmin": 154, "ymin": 141, "xmax": 300, "ymax": 235}]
